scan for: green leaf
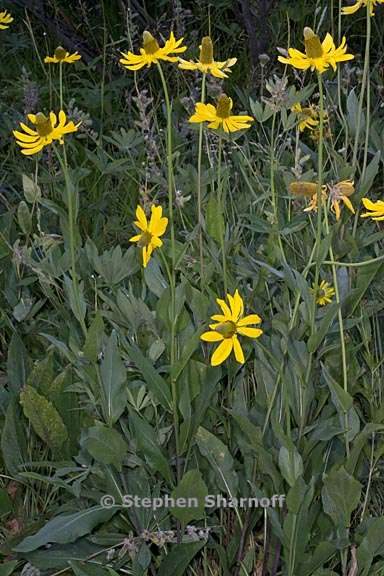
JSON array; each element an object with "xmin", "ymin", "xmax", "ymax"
[
  {"xmin": 100, "ymin": 331, "xmax": 127, "ymax": 425},
  {"xmin": 22, "ymin": 173, "xmax": 41, "ymax": 203},
  {"xmin": 64, "ymin": 275, "xmax": 86, "ymax": 326},
  {"xmin": 0, "ymin": 487, "xmax": 13, "ymax": 517},
  {"xmin": 357, "ymin": 517, "xmax": 384, "ymax": 576},
  {"xmin": 171, "ymin": 470, "xmax": 208, "ymax": 527},
  {"xmin": 20, "ymin": 386, "xmax": 68, "ymax": 450},
  {"xmin": 17, "ymin": 201, "xmax": 32, "ymax": 235},
  {"xmin": 0, "ymin": 561, "xmax": 18, "ymax": 576},
  {"xmin": 14, "ymin": 506, "xmax": 116, "ymax": 553},
  {"xmin": 196, "ymin": 426, "xmax": 238, "ymax": 496},
  {"xmin": 307, "ymin": 302, "xmax": 338, "ymax": 353},
  {"xmin": 158, "ymin": 541, "xmax": 205, "ymax": 576},
  {"xmin": 83, "ymin": 312, "xmax": 105, "ymax": 362},
  {"xmin": 123, "ymin": 340, "xmax": 172, "ymax": 411},
  {"xmin": 300, "ymin": 541, "xmax": 337, "ymax": 576},
  {"xmin": 321, "ymin": 466, "xmax": 362, "ymax": 529},
  {"xmin": 70, "ymin": 560, "xmax": 118, "ymax": 575},
  {"xmin": 130, "ymin": 410, "xmax": 173, "ymax": 484},
  {"xmin": 7, "ymin": 332, "xmax": 29, "ymax": 393},
  {"xmin": 1, "ymin": 399, "xmax": 27, "ymax": 475},
  {"xmin": 81, "ymin": 423, "xmax": 127, "ymax": 471},
  {"xmin": 206, "ymin": 195, "xmax": 224, "ymax": 244},
  {"xmin": 278, "ymin": 446, "xmax": 303, "ymax": 487}
]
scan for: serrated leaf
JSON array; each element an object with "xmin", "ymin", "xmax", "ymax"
[{"xmin": 20, "ymin": 386, "xmax": 68, "ymax": 450}]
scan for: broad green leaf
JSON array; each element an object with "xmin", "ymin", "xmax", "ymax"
[
  {"xmin": 100, "ymin": 331, "xmax": 127, "ymax": 425},
  {"xmin": 307, "ymin": 302, "xmax": 338, "ymax": 353},
  {"xmin": 357, "ymin": 517, "xmax": 384, "ymax": 576},
  {"xmin": 1, "ymin": 399, "xmax": 27, "ymax": 475},
  {"xmin": 7, "ymin": 332, "xmax": 29, "ymax": 393},
  {"xmin": 17, "ymin": 201, "xmax": 32, "ymax": 235},
  {"xmin": 124, "ymin": 340, "xmax": 172, "ymax": 411},
  {"xmin": 158, "ymin": 541, "xmax": 205, "ymax": 576},
  {"xmin": 278, "ymin": 446, "xmax": 303, "ymax": 487},
  {"xmin": 64, "ymin": 275, "xmax": 86, "ymax": 326},
  {"xmin": 83, "ymin": 311, "xmax": 105, "ymax": 362},
  {"xmin": 20, "ymin": 386, "xmax": 68, "ymax": 450},
  {"xmin": 196, "ymin": 426, "xmax": 238, "ymax": 496},
  {"xmin": 70, "ymin": 560, "xmax": 118, "ymax": 575},
  {"xmin": 0, "ymin": 487, "xmax": 12, "ymax": 516},
  {"xmin": 130, "ymin": 410, "xmax": 173, "ymax": 484},
  {"xmin": 300, "ymin": 541, "xmax": 337, "ymax": 576},
  {"xmin": 321, "ymin": 467, "xmax": 362, "ymax": 529},
  {"xmin": 14, "ymin": 506, "xmax": 116, "ymax": 553},
  {"xmin": 81, "ymin": 424, "xmax": 127, "ymax": 471},
  {"xmin": 0, "ymin": 561, "xmax": 18, "ymax": 576},
  {"xmin": 206, "ymin": 195, "xmax": 224, "ymax": 244},
  {"xmin": 22, "ymin": 173, "xmax": 41, "ymax": 203},
  {"xmin": 171, "ymin": 470, "xmax": 208, "ymax": 527}
]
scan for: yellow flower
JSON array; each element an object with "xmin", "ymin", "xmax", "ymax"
[
  {"xmin": 342, "ymin": 0, "xmax": 384, "ymax": 16},
  {"xmin": 311, "ymin": 280, "xmax": 335, "ymax": 306},
  {"xmin": 44, "ymin": 46, "xmax": 81, "ymax": 64},
  {"xmin": 0, "ymin": 9, "xmax": 13, "ymax": 29},
  {"xmin": 289, "ymin": 181, "xmax": 327, "ymax": 213},
  {"xmin": 120, "ymin": 31, "xmax": 187, "ymax": 71},
  {"xmin": 130, "ymin": 205, "xmax": 168, "ymax": 267},
  {"xmin": 292, "ymin": 102, "xmax": 319, "ymax": 132},
  {"xmin": 200, "ymin": 289, "xmax": 262, "ymax": 366},
  {"xmin": 361, "ymin": 198, "xmax": 384, "ymax": 221},
  {"xmin": 278, "ymin": 27, "xmax": 354, "ymax": 73},
  {"xmin": 178, "ymin": 36, "xmax": 237, "ymax": 78},
  {"xmin": 189, "ymin": 94, "xmax": 254, "ymax": 133},
  {"xmin": 13, "ymin": 111, "xmax": 80, "ymax": 156},
  {"xmin": 328, "ymin": 180, "xmax": 355, "ymax": 221}
]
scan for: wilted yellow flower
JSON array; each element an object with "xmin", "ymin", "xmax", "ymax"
[
  {"xmin": 289, "ymin": 181, "xmax": 327, "ymax": 213},
  {"xmin": 130, "ymin": 205, "xmax": 168, "ymax": 267},
  {"xmin": 120, "ymin": 31, "xmax": 186, "ymax": 71},
  {"xmin": 178, "ymin": 36, "xmax": 237, "ymax": 78},
  {"xmin": 0, "ymin": 9, "xmax": 13, "ymax": 29},
  {"xmin": 292, "ymin": 102, "xmax": 319, "ymax": 132},
  {"xmin": 361, "ymin": 198, "xmax": 384, "ymax": 221},
  {"xmin": 44, "ymin": 46, "xmax": 81, "ymax": 64},
  {"xmin": 328, "ymin": 180, "xmax": 355, "ymax": 220},
  {"xmin": 200, "ymin": 289, "xmax": 262, "ymax": 366},
  {"xmin": 189, "ymin": 94, "xmax": 254, "ymax": 133},
  {"xmin": 342, "ymin": 0, "xmax": 384, "ymax": 16},
  {"xmin": 311, "ymin": 280, "xmax": 335, "ymax": 306},
  {"xmin": 278, "ymin": 27, "xmax": 354, "ymax": 73},
  {"xmin": 13, "ymin": 111, "xmax": 79, "ymax": 156}
]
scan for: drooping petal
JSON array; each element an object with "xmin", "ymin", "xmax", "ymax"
[
  {"xmin": 232, "ymin": 335, "xmax": 245, "ymax": 364},
  {"xmin": 211, "ymin": 338, "xmax": 233, "ymax": 366}
]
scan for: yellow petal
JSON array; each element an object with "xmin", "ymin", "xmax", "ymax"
[
  {"xmin": 211, "ymin": 338, "xmax": 233, "ymax": 366},
  {"xmin": 236, "ymin": 327, "xmax": 263, "ymax": 339},
  {"xmin": 232, "ymin": 336, "xmax": 245, "ymax": 364},
  {"xmin": 200, "ymin": 331, "xmax": 224, "ymax": 342}
]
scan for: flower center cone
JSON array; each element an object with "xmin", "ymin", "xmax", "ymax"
[
  {"xmin": 303, "ymin": 27, "xmax": 323, "ymax": 59},
  {"xmin": 215, "ymin": 321, "xmax": 236, "ymax": 338},
  {"xmin": 216, "ymin": 95, "xmax": 232, "ymax": 118},
  {"xmin": 143, "ymin": 31, "xmax": 160, "ymax": 54},
  {"xmin": 35, "ymin": 113, "xmax": 53, "ymax": 137},
  {"xmin": 200, "ymin": 36, "xmax": 214, "ymax": 64}
]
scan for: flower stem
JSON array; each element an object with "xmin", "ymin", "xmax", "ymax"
[
  {"xmin": 54, "ymin": 146, "xmax": 87, "ymax": 337},
  {"xmin": 217, "ymin": 135, "xmax": 227, "ymax": 293},
  {"xmin": 197, "ymin": 73, "xmax": 206, "ymax": 289},
  {"xmin": 156, "ymin": 63, "xmax": 180, "ymax": 483},
  {"xmin": 323, "ymin": 208, "xmax": 350, "ymax": 456},
  {"xmin": 59, "ymin": 62, "xmax": 63, "ymax": 110},
  {"xmin": 270, "ymin": 111, "xmax": 287, "ymax": 263},
  {"xmin": 352, "ymin": 1, "xmax": 371, "ymax": 172}
]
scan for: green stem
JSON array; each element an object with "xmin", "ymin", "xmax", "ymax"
[
  {"xmin": 352, "ymin": 1, "xmax": 371, "ymax": 172},
  {"xmin": 270, "ymin": 111, "xmax": 287, "ymax": 263},
  {"xmin": 59, "ymin": 62, "xmax": 63, "ymax": 110},
  {"xmin": 217, "ymin": 135, "xmax": 227, "ymax": 293},
  {"xmin": 197, "ymin": 74, "xmax": 207, "ymax": 289},
  {"xmin": 54, "ymin": 146, "xmax": 87, "ymax": 337},
  {"xmin": 156, "ymin": 63, "xmax": 180, "ymax": 483}
]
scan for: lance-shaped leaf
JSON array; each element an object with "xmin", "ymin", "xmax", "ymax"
[{"xmin": 100, "ymin": 331, "xmax": 127, "ymax": 425}]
